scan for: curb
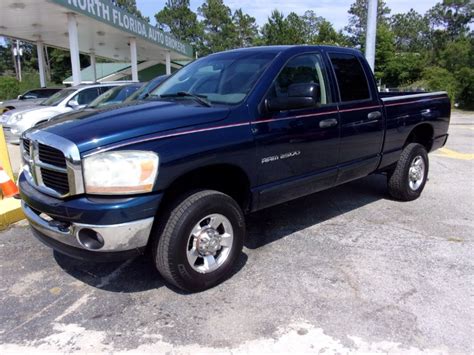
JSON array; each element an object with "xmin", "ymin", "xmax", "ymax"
[{"xmin": 0, "ymin": 198, "xmax": 24, "ymax": 230}]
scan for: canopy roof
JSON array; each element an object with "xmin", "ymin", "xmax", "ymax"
[{"xmin": 0, "ymin": 0, "xmax": 193, "ymax": 62}]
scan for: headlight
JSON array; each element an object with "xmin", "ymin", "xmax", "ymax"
[
  {"xmin": 83, "ymin": 151, "xmax": 159, "ymax": 194},
  {"xmin": 7, "ymin": 113, "xmax": 23, "ymax": 125}
]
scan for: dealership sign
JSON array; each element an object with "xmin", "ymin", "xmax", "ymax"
[{"xmin": 51, "ymin": 0, "xmax": 193, "ymax": 58}]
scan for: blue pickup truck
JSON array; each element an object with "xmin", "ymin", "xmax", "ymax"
[{"xmin": 19, "ymin": 46, "xmax": 450, "ymax": 292}]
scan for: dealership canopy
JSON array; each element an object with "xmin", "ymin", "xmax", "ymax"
[{"xmin": 0, "ymin": 0, "xmax": 194, "ymax": 86}]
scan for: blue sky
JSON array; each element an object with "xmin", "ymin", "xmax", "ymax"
[{"xmin": 137, "ymin": 0, "xmax": 438, "ymax": 29}]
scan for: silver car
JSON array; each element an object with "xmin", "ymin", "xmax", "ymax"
[
  {"xmin": 2, "ymin": 84, "xmax": 121, "ymax": 144},
  {"xmin": 0, "ymin": 88, "xmax": 62, "ymax": 113}
]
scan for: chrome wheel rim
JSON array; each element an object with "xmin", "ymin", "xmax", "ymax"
[
  {"xmin": 408, "ymin": 155, "xmax": 425, "ymax": 190},
  {"xmin": 186, "ymin": 214, "xmax": 234, "ymax": 274}
]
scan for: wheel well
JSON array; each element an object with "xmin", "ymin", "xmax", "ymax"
[
  {"xmin": 405, "ymin": 124, "xmax": 434, "ymax": 152},
  {"xmin": 161, "ymin": 164, "xmax": 252, "ymax": 213}
]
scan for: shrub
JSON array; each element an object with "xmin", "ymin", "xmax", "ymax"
[
  {"xmin": 421, "ymin": 66, "xmax": 458, "ymax": 104},
  {"xmin": 0, "ymin": 76, "xmax": 20, "ymax": 101}
]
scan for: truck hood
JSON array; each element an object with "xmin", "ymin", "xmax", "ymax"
[{"xmin": 37, "ymin": 100, "xmax": 231, "ymax": 153}]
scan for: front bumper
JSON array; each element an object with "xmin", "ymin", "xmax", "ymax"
[
  {"xmin": 19, "ymin": 173, "xmax": 163, "ymax": 262},
  {"xmin": 23, "ymin": 201, "xmax": 154, "ymax": 261}
]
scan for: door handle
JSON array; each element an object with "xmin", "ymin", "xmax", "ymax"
[
  {"xmin": 319, "ymin": 118, "xmax": 338, "ymax": 128},
  {"xmin": 367, "ymin": 111, "xmax": 382, "ymax": 120}
]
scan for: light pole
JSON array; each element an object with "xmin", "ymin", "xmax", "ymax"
[
  {"xmin": 13, "ymin": 40, "xmax": 23, "ymax": 82},
  {"xmin": 365, "ymin": 0, "xmax": 377, "ymax": 73}
]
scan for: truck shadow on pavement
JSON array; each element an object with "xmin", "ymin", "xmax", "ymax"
[
  {"xmin": 54, "ymin": 174, "xmax": 387, "ymax": 293},
  {"xmin": 245, "ymin": 174, "xmax": 388, "ymax": 249}
]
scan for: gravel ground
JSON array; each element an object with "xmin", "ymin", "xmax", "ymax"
[{"xmin": 0, "ymin": 110, "xmax": 473, "ymax": 354}]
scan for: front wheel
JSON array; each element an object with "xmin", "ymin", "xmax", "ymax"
[
  {"xmin": 387, "ymin": 143, "xmax": 429, "ymax": 201},
  {"xmin": 152, "ymin": 190, "xmax": 245, "ymax": 292}
]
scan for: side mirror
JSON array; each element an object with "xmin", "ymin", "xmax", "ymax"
[
  {"xmin": 17, "ymin": 95, "xmax": 23, "ymax": 100},
  {"xmin": 68, "ymin": 99, "xmax": 80, "ymax": 109},
  {"xmin": 265, "ymin": 83, "xmax": 319, "ymax": 112}
]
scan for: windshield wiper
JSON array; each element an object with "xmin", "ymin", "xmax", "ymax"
[{"xmin": 160, "ymin": 91, "xmax": 212, "ymax": 107}]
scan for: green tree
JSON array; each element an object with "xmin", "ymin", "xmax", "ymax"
[
  {"xmin": 345, "ymin": 0, "xmax": 391, "ymax": 46},
  {"xmin": 421, "ymin": 66, "xmax": 458, "ymax": 102},
  {"xmin": 261, "ymin": 11, "xmax": 308, "ymax": 45},
  {"xmin": 374, "ymin": 24, "xmax": 395, "ymax": 81},
  {"xmin": 383, "ymin": 53, "xmax": 425, "ymax": 87},
  {"xmin": 232, "ymin": 9, "xmax": 259, "ymax": 47},
  {"xmin": 198, "ymin": 0, "xmax": 236, "ymax": 54},
  {"xmin": 427, "ymin": 0, "xmax": 473, "ymax": 40},
  {"xmin": 390, "ymin": 10, "xmax": 430, "ymax": 52},
  {"xmin": 285, "ymin": 12, "xmax": 308, "ymax": 44},
  {"xmin": 115, "ymin": 0, "xmax": 149, "ymax": 21},
  {"xmin": 261, "ymin": 10, "xmax": 290, "ymax": 45},
  {"xmin": 302, "ymin": 10, "xmax": 325, "ymax": 44},
  {"xmin": 155, "ymin": 0, "xmax": 203, "ymax": 47}
]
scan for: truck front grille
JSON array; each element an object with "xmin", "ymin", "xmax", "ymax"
[
  {"xmin": 40, "ymin": 168, "xmax": 70, "ymax": 195},
  {"xmin": 23, "ymin": 138, "xmax": 31, "ymax": 156},
  {"xmin": 38, "ymin": 143, "xmax": 67, "ymax": 168},
  {"xmin": 21, "ymin": 131, "xmax": 83, "ymax": 198}
]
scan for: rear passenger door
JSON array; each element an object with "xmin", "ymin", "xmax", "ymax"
[{"xmin": 328, "ymin": 52, "xmax": 384, "ymax": 184}]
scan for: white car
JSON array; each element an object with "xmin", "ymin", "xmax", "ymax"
[{"xmin": 2, "ymin": 83, "xmax": 121, "ymax": 144}]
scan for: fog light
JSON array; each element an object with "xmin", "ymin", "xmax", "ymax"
[{"xmin": 77, "ymin": 228, "xmax": 104, "ymax": 250}]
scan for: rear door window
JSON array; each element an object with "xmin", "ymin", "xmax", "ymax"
[{"xmin": 329, "ymin": 53, "xmax": 370, "ymax": 102}]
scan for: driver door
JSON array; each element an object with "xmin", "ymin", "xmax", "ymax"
[{"xmin": 253, "ymin": 52, "xmax": 340, "ymax": 209}]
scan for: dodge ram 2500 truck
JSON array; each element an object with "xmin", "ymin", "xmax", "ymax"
[{"xmin": 19, "ymin": 46, "xmax": 450, "ymax": 292}]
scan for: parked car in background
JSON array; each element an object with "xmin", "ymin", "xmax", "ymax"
[
  {"xmin": 0, "ymin": 88, "xmax": 62, "ymax": 113},
  {"xmin": 88, "ymin": 83, "xmax": 144, "ymax": 108},
  {"xmin": 3, "ymin": 84, "xmax": 120, "ymax": 144},
  {"xmin": 124, "ymin": 75, "xmax": 170, "ymax": 102}
]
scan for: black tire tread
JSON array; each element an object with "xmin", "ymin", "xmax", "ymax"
[
  {"xmin": 388, "ymin": 143, "xmax": 428, "ymax": 201},
  {"xmin": 153, "ymin": 190, "xmax": 241, "ymax": 291}
]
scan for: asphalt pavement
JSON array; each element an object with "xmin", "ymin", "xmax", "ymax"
[{"xmin": 0, "ymin": 111, "xmax": 473, "ymax": 354}]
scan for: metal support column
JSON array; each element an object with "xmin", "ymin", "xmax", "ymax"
[
  {"xmin": 36, "ymin": 41, "xmax": 46, "ymax": 88},
  {"xmin": 90, "ymin": 52, "xmax": 97, "ymax": 83},
  {"xmin": 165, "ymin": 51, "xmax": 171, "ymax": 75},
  {"xmin": 129, "ymin": 38, "xmax": 138, "ymax": 82},
  {"xmin": 67, "ymin": 13, "xmax": 81, "ymax": 86}
]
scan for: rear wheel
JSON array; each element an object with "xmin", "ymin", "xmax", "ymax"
[
  {"xmin": 387, "ymin": 143, "xmax": 429, "ymax": 201},
  {"xmin": 152, "ymin": 190, "xmax": 245, "ymax": 292}
]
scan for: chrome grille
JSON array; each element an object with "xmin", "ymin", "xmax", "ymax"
[
  {"xmin": 38, "ymin": 143, "xmax": 67, "ymax": 168},
  {"xmin": 40, "ymin": 168, "xmax": 70, "ymax": 195},
  {"xmin": 23, "ymin": 139, "xmax": 31, "ymax": 156},
  {"xmin": 21, "ymin": 131, "xmax": 84, "ymax": 198}
]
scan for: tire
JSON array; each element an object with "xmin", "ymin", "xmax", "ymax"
[
  {"xmin": 152, "ymin": 190, "xmax": 245, "ymax": 292},
  {"xmin": 387, "ymin": 143, "xmax": 429, "ymax": 201}
]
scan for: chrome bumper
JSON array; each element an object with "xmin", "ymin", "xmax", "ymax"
[{"xmin": 22, "ymin": 201, "xmax": 154, "ymax": 252}]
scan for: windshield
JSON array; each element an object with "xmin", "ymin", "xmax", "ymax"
[
  {"xmin": 125, "ymin": 75, "xmax": 170, "ymax": 102},
  {"xmin": 88, "ymin": 84, "xmax": 143, "ymax": 108},
  {"xmin": 150, "ymin": 51, "xmax": 276, "ymax": 105},
  {"xmin": 40, "ymin": 88, "xmax": 75, "ymax": 106}
]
